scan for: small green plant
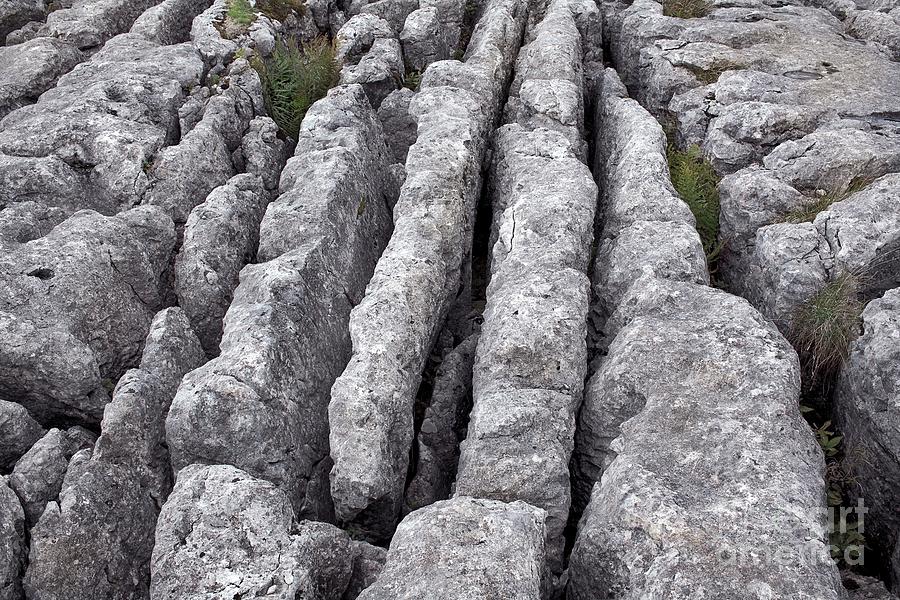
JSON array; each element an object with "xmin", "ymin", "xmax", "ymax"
[
  {"xmin": 403, "ymin": 70, "xmax": 422, "ymax": 91},
  {"xmin": 781, "ymin": 178, "xmax": 871, "ymax": 224},
  {"xmin": 683, "ymin": 60, "xmax": 741, "ymax": 85},
  {"xmin": 663, "ymin": 0, "xmax": 711, "ymax": 18},
  {"xmin": 789, "ymin": 272, "xmax": 863, "ymax": 387},
  {"xmin": 814, "ymin": 420, "xmax": 843, "ymax": 458},
  {"xmin": 252, "ymin": 36, "xmax": 339, "ymax": 139},
  {"xmin": 234, "ymin": 47, "xmax": 249, "ymax": 60},
  {"xmin": 257, "ymin": 0, "xmax": 306, "ymax": 20},
  {"xmin": 227, "ymin": 0, "xmax": 257, "ymax": 26},
  {"xmin": 667, "ymin": 144, "xmax": 722, "ymax": 261}
]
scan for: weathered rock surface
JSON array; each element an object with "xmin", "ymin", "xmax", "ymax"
[
  {"xmin": 344, "ymin": 541, "xmax": 387, "ymax": 599},
  {"xmin": 0, "ymin": 0, "xmax": 43, "ymax": 43},
  {"xmin": 357, "ymin": 497, "xmax": 548, "ymax": 599},
  {"xmin": 130, "ymin": 0, "xmax": 212, "ymax": 44},
  {"xmin": 0, "ymin": 38, "xmax": 82, "ymax": 119},
  {"xmin": 0, "ymin": 34, "xmax": 204, "ymax": 215},
  {"xmin": 405, "ymin": 334, "xmax": 477, "ymax": 511},
  {"xmin": 0, "ymin": 206, "xmax": 174, "ymax": 426},
  {"xmin": 8, "ymin": 426, "xmax": 94, "ymax": 526},
  {"xmin": 376, "ymin": 87, "xmax": 416, "ymax": 164},
  {"xmin": 328, "ymin": 0, "xmax": 527, "ymax": 540},
  {"xmin": 0, "ymin": 401, "xmax": 44, "ymax": 473},
  {"xmin": 0, "ymin": 478, "xmax": 24, "ymax": 600},
  {"xmin": 24, "ymin": 307, "xmax": 205, "ymax": 600},
  {"xmin": 590, "ymin": 69, "xmax": 706, "ymax": 331},
  {"xmin": 150, "ymin": 464, "xmax": 355, "ymax": 600},
  {"xmin": 454, "ymin": 123, "xmax": 595, "ymax": 570},
  {"xmin": 145, "ymin": 60, "xmax": 263, "ymax": 224},
  {"xmin": 168, "ymin": 83, "xmax": 394, "ymax": 522},
  {"xmin": 835, "ymin": 288, "xmax": 900, "ymax": 589},
  {"xmin": 568, "ymin": 276, "xmax": 845, "ymax": 599},
  {"xmin": 175, "ymin": 173, "xmax": 269, "ymax": 355}
]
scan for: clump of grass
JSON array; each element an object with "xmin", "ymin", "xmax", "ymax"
[
  {"xmin": 663, "ymin": 0, "xmax": 711, "ymax": 19},
  {"xmin": 257, "ymin": 0, "xmax": 306, "ymax": 21},
  {"xmin": 227, "ymin": 0, "xmax": 257, "ymax": 26},
  {"xmin": 789, "ymin": 272, "xmax": 863, "ymax": 387},
  {"xmin": 251, "ymin": 37, "xmax": 339, "ymax": 139},
  {"xmin": 667, "ymin": 144, "xmax": 722, "ymax": 261},
  {"xmin": 781, "ymin": 178, "xmax": 871, "ymax": 224},
  {"xmin": 683, "ymin": 60, "xmax": 742, "ymax": 85},
  {"xmin": 403, "ymin": 70, "xmax": 422, "ymax": 91}
]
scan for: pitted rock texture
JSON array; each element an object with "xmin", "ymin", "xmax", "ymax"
[
  {"xmin": 835, "ymin": 288, "xmax": 900, "ymax": 589},
  {"xmin": 8, "ymin": 426, "xmax": 95, "ymax": 527},
  {"xmin": 24, "ymin": 307, "xmax": 205, "ymax": 600},
  {"xmin": 328, "ymin": 0, "xmax": 527, "ymax": 541},
  {"xmin": 568, "ymin": 276, "xmax": 845, "ymax": 600},
  {"xmin": 0, "ymin": 478, "xmax": 24, "ymax": 600},
  {"xmin": 175, "ymin": 173, "xmax": 270, "ymax": 355},
  {"xmin": 0, "ymin": 206, "xmax": 174, "ymax": 426},
  {"xmin": 454, "ymin": 122, "xmax": 596, "ymax": 571},
  {"xmin": 168, "ymin": 83, "xmax": 394, "ymax": 522},
  {"xmin": 151, "ymin": 464, "xmax": 355, "ymax": 600},
  {"xmin": 0, "ymin": 401, "xmax": 44, "ymax": 473},
  {"xmin": 357, "ymin": 497, "xmax": 549, "ymax": 599},
  {"xmin": 0, "ymin": 34, "xmax": 204, "ymax": 216}
]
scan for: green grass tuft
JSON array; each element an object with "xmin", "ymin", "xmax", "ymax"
[
  {"xmin": 252, "ymin": 37, "xmax": 339, "ymax": 139},
  {"xmin": 683, "ymin": 60, "xmax": 741, "ymax": 85},
  {"xmin": 403, "ymin": 70, "xmax": 422, "ymax": 91},
  {"xmin": 668, "ymin": 144, "xmax": 722, "ymax": 262},
  {"xmin": 257, "ymin": 0, "xmax": 306, "ymax": 21},
  {"xmin": 789, "ymin": 272, "xmax": 863, "ymax": 387},
  {"xmin": 227, "ymin": 0, "xmax": 257, "ymax": 26},
  {"xmin": 781, "ymin": 179, "xmax": 871, "ymax": 224},
  {"xmin": 663, "ymin": 0, "xmax": 711, "ymax": 18}
]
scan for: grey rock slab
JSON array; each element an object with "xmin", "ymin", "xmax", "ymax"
[
  {"xmin": 41, "ymin": 0, "xmax": 163, "ymax": 50},
  {"xmin": 0, "ymin": 37, "xmax": 83, "ymax": 119},
  {"xmin": 376, "ymin": 87, "xmax": 416, "ymax": 164},
  {"xmin": 568, "ymin": 276, "xmax": 845, "ymax": 600},
  {"xmin": 405, "ymin": 333, "xmax": 477, "ymax": 512},
  {"xmin": 357, "ymin": 497, "xmax": 548, "ymax": 599},
  {"xmin": 0, "ymin": 0, "xmax": 43, "ymax": 43},
  {"xmin": 0, "ymin": 206, "xmax": 175, "ymax": 426},
  {"xmin": 594, "ymin": 68, "xmax": 695, "ymax": 238},
  {"xmin": 400, "ymin": 7, "xmax": 452, "ymax": 73},
  {"xmin": 335, "ymin": 13, "xmax": 393, "ymax": 65},
  {"xmin": 240, "ymin": 116, "xmax": 288, "ymax": 192},
  {"xmin": 338, "ymin": 37, "xmax": 404, "ymax": 109},
  {"xmin": 0, "ymin": 401, "xmax": 44, "ymax": 473},
  {"xmin": 0, "ymin": 202, "xmax": 66, "ymax": 246},
  {"xmin": 168, "ymin": 84, "xmax": 394, "ymax": 522},
  {"xmin": 175, "ymin": 174, "xmax": 269, "ymax": 355},
  {"xmin": 834, "ymin": 288, "xmax": 900, "ymax": 589},
  {"xmin": 145, "ymin": 61, "xmax": 263, "ymax": 224},
  {"xmin": 328, "ymin": 0, "xmax": 526, "ymax": 541},
  {"xmin": 150, "ymin": 464, "xmax": 354, "ymax": 600},
  {"xmin": 454, "ymin": 124, "xmax": 595, "ymax": 571},
  {"xmin": 343, "ymin": 541, "xmax": 386, "ymax": 600},
  {"xmin": 0, "ymin": 478, "xmax": 24, "ymax": 600},
  {"xmin": 354, "ymin": 0, "xmax": 417, "ymax": 33},
  {"xmin": 8, "ymin": 427, "xmax": 94, "ymax": 527},
  {"xmin": 0, "ymin": 34, "xmax": 204, "ymax": 216},
  {"xmin": 593, "ymin": 219, "xmax": 708, "ymax": 322},
  {"xmin": 130, "ymin": 0, "xmax": 212, "ymax": 44},
  {"xmin": 24, "ymin": 307, "xmax": 204, "ymax": 600}
]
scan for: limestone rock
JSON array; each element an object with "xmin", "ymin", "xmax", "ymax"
[
  {"xmin": 0, "ymin": 478, "xmax": 24, "ymax": 600},
  {"xmin": 24, "ymin": 308, "xmax": 205, "ymax": 600},
  {"xmin": 0, "ymin": 401, "xmax": 44, "ymax": 473},
  {"xmin": 8, "ymin": 427, "xmax": 95, "ymax": 526},
  {"xmin": 150, "ymin": 464, "xmax": 354, "ymax": 600},
  {"xmin": 0, "ymin": 206, "xmax": 175, "ymax": 426},
  {"xmin": 175, "ymin": 174, "xmax": 269, "ymax": 355},
  {"xmin": 357, "ymin": 497, "xmax": 548, "ymax": 599},
  {"xmin": 0, "ymin": 38, "xmax": 83, "ymax": 119},
  {"xmin": 835, "ymin": 289, "xmax": 900, "ymax": 589}
]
